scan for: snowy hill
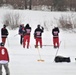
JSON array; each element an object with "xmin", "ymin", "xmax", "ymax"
[{"xmin": 0, "ymin": 9, "xmax": 76, "ymax": 75}]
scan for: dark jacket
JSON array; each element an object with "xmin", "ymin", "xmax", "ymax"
[
  {"xmin": 52, "ymin": 27, "xmax": 59, "ymax": 37},
  {"xmin": 23, "ymin": 24, "xmax": 31, "ymax": 36},
  {"xmin": 19, "ymin": 25, "xmax": 24, "ymax": 35},
  {"xmin": 1, "ymin": 28, "xmax": 8, "ymax": 38},
  {"xmin": 34, "ymin": 26, "xmax": 44, "ymax": 38}
]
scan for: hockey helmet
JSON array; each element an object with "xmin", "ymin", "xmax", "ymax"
[{"xmin": 0, "ymin": 42, "xmax": 4, "ymax": 46}]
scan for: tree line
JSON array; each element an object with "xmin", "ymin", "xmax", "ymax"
[{"xmin": 0, "ymin": 0, "xmax": 76, "ymax": 11}]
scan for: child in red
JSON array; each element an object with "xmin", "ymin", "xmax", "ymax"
[
  {"xmin": 34, "ymin": 25, "xmax": 44, "ymax": 48},
  {"xmin": 0, "ymin": 42, "xmax": 10, "ymax": 75},
  {"xmin": 1, "ymin": 25, "xmax": 9, "ymax": 45},
  {"xmin": 52, "ymin": 27, "xmax": 60, "ymax": 48},
  {"xmin": 23, "ymin": 24, "xmax": 31, "ymax": 49}
]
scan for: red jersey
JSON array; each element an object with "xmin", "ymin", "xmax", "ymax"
[{"xmin": 0, "ymin": 47, "xmax": 9, "ymax": 61}]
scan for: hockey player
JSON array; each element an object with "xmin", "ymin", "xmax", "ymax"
[
  {"xmin": 34, "ymin": 25, "xmax": 44, "ymax": 48},
  {"xmin": 1, "ymin": 25, "xmax": 9, "ymax": 45},
  {"xmin": 23, "ymin": 24, "xmax": 31, "ymax": 48},
  {"xmin": 52, "ymin": 26, "xmax": 60, "ymax": 48},
  {"xmin": 18, "ymin": 24, "xmax": 24, "ymax": 45},
  {"xmin": 0, "ymin": 42, "xmax": 10, "ymax": 75}
]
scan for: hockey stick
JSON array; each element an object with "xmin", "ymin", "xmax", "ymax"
[
  {"xmin": 43, "ymin": 45, "xmax": 53, "ymax": 46},
  {"xmin": 37, "ymin": 47, "xmax": 44, "ymax": 62},
  {"xmin": 53, "ymin": 41, "xmax": 61, "ymax": 62},
  {"xmin": 14, "ymin": 34, "xmax": 18, "ymax": 37},
  {"xmin": 35, "ymin": 45, "xmax": 53, "ymax": 47}
]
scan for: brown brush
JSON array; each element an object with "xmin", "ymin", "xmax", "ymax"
[{"xmin": 37, "ymin": 59, "xmax": 44, "ymax": 62}]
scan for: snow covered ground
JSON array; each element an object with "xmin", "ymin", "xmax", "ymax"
[{"xmin": 0, "ymin": 8, "xmax": 76, "ymax": 75}]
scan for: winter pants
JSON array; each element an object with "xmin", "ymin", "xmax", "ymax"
[
  {"xmin": 2, "ymin": 38, "xmax": 6, "ymax": 45},
  {"xmin": 0, "ymin": 63, "xmax": 10, "ymax": 75},
  {"xmin": 20, "ymin": 35, "xmax": 23, "ymax": 45},
  {"xmin": 23, "ymin": 35, "xmax": 30, "ymax": 48},
  {"xmin": 35, "ymin": 38, "xmax": 42, "ymax": 48},
  {"xmin": 53, "ymin": 37, "xmax": 59, "ymax": 48}
]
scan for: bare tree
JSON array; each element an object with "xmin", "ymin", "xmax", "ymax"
[
  {"xmin": 24, "ymin": 0, "xmax": 27, "ymax": 9},
  {"xmin": 29, "ymin": 0, "xmax": 32, "ymax": 10},
  {"xmin": 0, "ymin": 0, "xmax": 3, "ymax": 6}
]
